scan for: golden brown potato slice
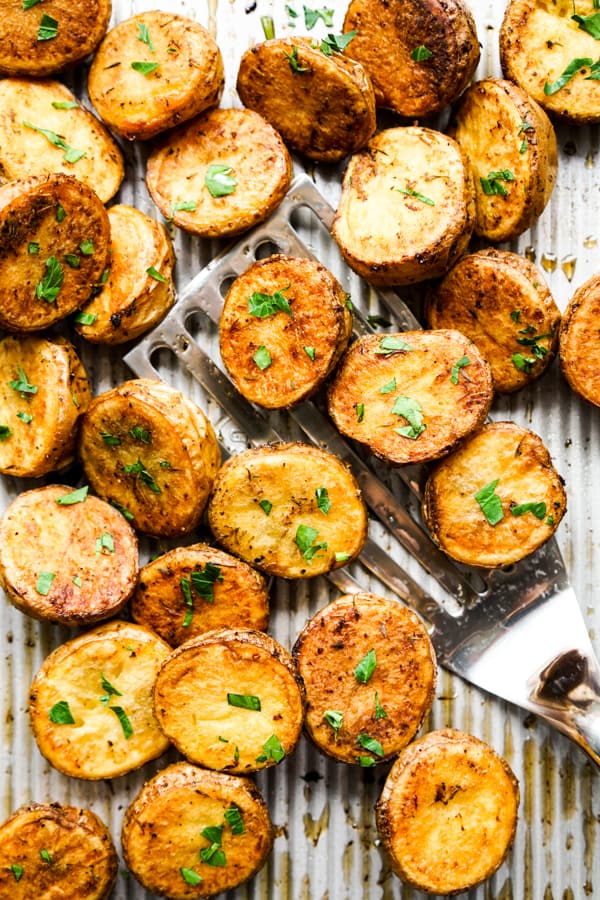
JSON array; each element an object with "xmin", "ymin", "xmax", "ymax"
[
  {"xmin": 559, "ymin": 273, "xmax": 600, "ymax": 407},
  {"xmin": 0, "ymin": 0, "xmax": 111, "ymax": 78},
  {"xmin": 0, "ymin": 334, "xmax": 90, "ymax": 477},
  {"xmin": 0, "ymin": 79, "xmax": 124, "ymax": 203},
  {"xmin": 28, "ymin": 621, "xmax": 171, "ymax": 780},
  {"xmin": 74, "ymin": 204, "xmax": 175, "ymax": 344},
  {"xmin": 207, "ymin": 442, "xmax": 368, "ymax": 579},
  {"xmin": 332, "ymin": 126, "xmax": 475, "ymax": 286},
  {"xmin": 501, "ymin": 0, "xmax": 600, "ymax": 125},
  {"xmin": 426, "ymin": 249, "xmax": 560, "ymax": 394},
  {"xmin": 328, "ymin": 330, "xmax": 493, "ymax": 465},
  {"xmin": 219, "ymin": 254, "xmax": 352, "ymax": 409},
  {"xmin": 0, "ymin": 484, "xmax": 138, "ymax": 626},
  {"xmin": 236, "ymin": 36, "xmax": 376, "ymax": 163},
  {"xmin": 0, "ymin": 802, "xmax": 118, "ymax": 900},
  {"xmin": 88, "ymin": 11, "xmax": 224, "ymax": 141},
  {"xmin": 146, "ymin": 107, "xmax": 292, "ymax": 238},
  {"xmin": 293, "ymin": 593, "xmax": 436, "ymax": 765},
  {"xmin": 448, "ymin": 78, "xmax": 558, "ymax": 242},
  {"xmin": 122, "ymin": 762, "xmax": 273, "ymax": 899},
  {"xmin": 343, "ymin": 0, "xmax": 479, "ymax": 117},
  {"xmin": 154, "ymin": 629, "xmax": 304, "ymax": 774},
  {"xmin": 376, "ymin": 729, "xmax": 519, "ymax": 894},
  {"xmin": 131, "ymin": 543, "xmax": 269, "ymax": 647},
  {"xmin": 422, "ymin": 421, "xmax": 567, "ymax": 567},
  {"xmin": 0, "ymin": 173, "xmax": 110, "ymax": 331},
  {"xmin": 78, "ymin": 379, "xmax": 221, "ymax": 537}
]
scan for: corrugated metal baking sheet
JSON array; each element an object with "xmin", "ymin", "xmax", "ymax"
[{"xmin": 1, "ymin": 1, "xmax": 600, "ymax": 898}]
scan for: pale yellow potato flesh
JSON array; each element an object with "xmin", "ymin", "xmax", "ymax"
[{"xmin": 559, "ymin": 273, "xmax": 600, "ymax": 407}]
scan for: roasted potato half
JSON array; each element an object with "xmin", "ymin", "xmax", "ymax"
[
  {"xmin": 0, "ymin": 802, "xmax": 118, "ymax": 900},
  {"xmin": 131, "ymin": 543, "xmax": 269, "ymax": 647},
  {"xmin": 0, "ymin": 334, "xmax": 90, "ymax": 478},
  {"xmin": 88, "ymin": 10, "xmax": 224, "ymax": 141},
  {"xmin": 154, "ymin": 629, "xmax": 304, "ymax": 774},
  {"xmin": 426, "ymin": 249, "xmax": 560, "ymax": 393},
  {"xmin": 0, "ymin": 484, "xmax": 138, "ymax": 626},
  {"xmin": 146, "ymin": 107, "xmax": 292, "ymax": 238},
  {"xmin": 332, "ymin": 126, "xmax": 475, "ymax": 286},
  {"xmin": 328, "ymin": 330, "xmax": 493, "ymax": 465},
  {"xmin": 448, "ymin": 78, "xmax": 558, "ymax": 242},
  {"xmin": 422, "ymin": 421, "xmax": 567, "ymax": 567},
  {"xmin": 376, "ymin": 729, "xmax": 519, "ymax": 895},
  {"xmin": 343, "ymin": 0, "xmax": 480, "ymax": 117},
  {"xmin": 501, "ymin": 0, "xmax": 600, "ymax": 124},
  {"xmin": 0, "ymin": 79, "xmax": 124, "ymax": 203},
  {"xmin": 219, "ymin": 254, "xmax": 352, "ymax": 409},
  {"xmin": 29, "ymin": 621, "xmax": 171, "ymax": 780},
  {"xmin": 74, "ymin": 203, "xmax": 175, "ymax": 344},
  {"xmin": 207, "ymin": 442, "xmax": 368, "ymax": 579},
  {"xmin": 122, "ymin": 762, "xmax": 273, "ymax": 899},
  {"xmin": 78, "ymin": 379, "xmax": 221, "ymax": 537},
  {"xmin": 236, "ymin": 36, "xmax": 376, "ymax": 163},
  {"xmin": 293, "ymin": 593, "xmax": 436, "ymax": 765},
  {"xmin": 559, "ymin": 273, "xmax": 600, "ymax": 407}
]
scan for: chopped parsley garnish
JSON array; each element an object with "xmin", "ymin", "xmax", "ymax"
[
  {"xmin": 379, "ymin": 377, "xmax": 397, "ymax": 394},
  {"xmin": 56, "ymin": 485, "xmax": 88, "ymax": 505},
  {"xmin": 410, "ymin": 45, "xmax": 432, "ymax": 61},
  {"xmin": 573, "ymin": 10, "xmax": 600, "ymax": 37},
  {"xmin": 224, "ymin": 804, "xmax": 245, "ymax": 834},
  {"xmin": 259, "ymin": 499, "xmax": 272, "ymax": 516},
  {"xmin": 11, "ymin": 864, "xmax": 23, "ymax": 882},
  {"xmin": 8, "ymin": 367, "xmax": 37, "ymax": 397},
  {"xmin": 146, "ymin": 265, "xmax": 167, "ymax": 283},
  {"xmin": 335, "ymin": 551, "xmax": 349, "ymax": 562},
  {"xmin": 48, "ymin": 700, "xmax": 75, "ymax": 724},
  {"xmin": 374, "ymin": 336, "xmax": 412, "ymax": 355},
  {"xmin": 189, "ymin": 563, "xmax": 223, "ymax": 604},
  {"xmin": 512, "ymin": 352, "xmax": 536, "ymax": 374},
  {"xmin": 227, "ymin": 692, "xmax": 261, "ymax": 711},
  {"xmin": 547, "ymin": 515, "xmax": 555, "ymax": 526},
  {"xmin": 200, "ymin": 826, "xmax": 226, "ymax": 866},
  {"xmin": 73, "ymin": 575, "xmax": 82, "ymax": 587},
  {"xmin": 374, "ymin": 691, "xmax": 388, "ymax": 719},
  {"xmin": 544, "ymin": 57, "xmax": 593, "ymax": 95},
  {"xmin": 180, "ymin": 868, "xmax": 202, "ymax": 885},
  {"xmin": 284, "ymin": 45, "xmax": 308, "ymax": 72},
  {"xmin": 28, "ymin": 242, "xmax": 40, "ymax": 254},
  {"xmin": 511, "ymin": 501, "xmax": 547, "ymax": 519},
  {"xmin": 36, "ymin": 256, "xmax": 63, "ymax": 303},
  {"xmin": 510, "ymin": 309, "xmax": 521, "ymax": 323},
  {"xmin": 131, "ymin": 61, "xmax": 159, "ymax": 75},
  {"xmin": 99, "ymin": 673, "xmax": 122, "ymax": 706},
  {"xmin": 181, "ymin": 577, "xmax": 194, "ymax": 627},
  {"xmin": 95, "ymin": 532, "xmax": 115, "ymax": 556},
  {"xmin": 110, "ymin": 706, "xmax": 133, "ymax": 739},
  {"xmin": 304, "ymin": 345, "xmax": 316, "ymax": 360},
  {"xmin": 37, "ymin": 13, "xmax": 58, "ymax": 41},
  {"xmin": 394, "ymin": 186, "xmax": 435, "ymax": 205},
  {"xmin": 101, "ymin": 432, "xmax": 121, "ymax": 445},
  {"xmin": 450, "ymin": 355, "xmax": 471, "ymax": 384},
  {"xmin": 315, "ymin": 486, "xmax": 331, "ymax": 515},
  {"xmin": 248, "ymin": 285, "xmax": 292, "ymax": 317},
  {"xmin": 56, "ymin": 204, "xmax": 66, "ymax": 222},
  {"xmin": 516, "ymin": 329, "xmax": 553, "ymax": 359},
  {"xmin": 170, "ymin": 199, "xmax": 197, "ymax": 216},
  {"xmin": 356, "ymin": 732, "xmax": 384, "ymax": 757},
  {"xmin": 304, "ymin": 5, "xmax": 334, "ymax": 28},
  {"xmin": 253, "ymin": 345, "xmax": 272, "ymax": 370},
  {"xmin": 318, "ymin": 31, "xmax": 356, "ymax": 55},
  {"xmin": 16, "ymin": 411, "xmax": 32, "ymax": 423},
  {"xmin": 129, "ymin": 426, "xmax": 150, "ymax": 443},
  {"xmin": 52, "ymin": 100, "xmax": 78, "ymax": 109},
  {"xmin": 110, "ymin": 499, "xmax": 134, "ymax": 521},
  {"xmin": 358, "ymin": 755, "xmax": 376, "ymax": 767},
  {"xmin": 324, "ymin": 709, "xmax": 343, "ymax": 739},
  {"xmin": 123, "ymin": 458, "xmax": 161, "ymax": 493},
  {"xmin": 23, "ymin": 0, "xmax": 44, "ymax": 7},
  {"xmin": 205, "ymin": 163, "xmax": 237, "ymax": 197},
  {"xmin": 256, "ymin": 733, "xmax": 286, "ymax": 763},
  {"xmin": 22, "ymin": 121, "xmax": 85, "ymax": 163},
  {"xmin": 295, "ymin": 524, "xmax": 327, "ymax": 561},
  {"xmin": 40, "ymin": 849, "xmax": 52, "ymax": 863},
  {"xmin": 392, "ymin": 395, "xmax": 426, "ymax": 439},
  {"xmin": 474, "ymin": 479, "xmax": 504, "ymax": 526},
  {"xmin": 64, "ymin": 253, "xmax": 80, "ymax": 268},
  {"xmin": 136, "ymin": 20, "xmax": 155, "ymax": 52},
  {"xmin": 354, "ymin": 648, "xmax": 376, "ymax": 684},
  {"xmin": 36, "ymin": 571, "xmax": 55, "ymax": 595},
  {"xmin": 0, "ymin": 426, "xmax": 12, "ymax": 440},
  {"xmin": 261, "ymin": 14, "xmax": 275, "ymax": 39},
  {"xmin": 480, "ymin": 169, "xmax": 515, "ymax": 196},
  {"xmin": 355, "ymin": 402, "xmax": 365, "ymax": 422},
  {"xmin": 75, "ymin": 310, "xmax": 97, "ymax": 325}
]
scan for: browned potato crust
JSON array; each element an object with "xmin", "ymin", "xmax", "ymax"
[
  {"xmin": 0, "ymin": 334, "xmax": 90, "ymax": 477},
  {"xmin": 0, "ymin": 802, "xmax": 118, "ymax": 900},
  {"xmin": 88, "ymin": 11, "xmax": 224, "ymax": 141},
  {"xmin": 292, "ymin": 593, "xmax": 436, "ymax": 765},
  {"xmin": 219, "ymin": 254, "xmax": 352, "ymax": 409},
  {"xmin": 207, "ymin": 441, "xmax": 368, "ymax": 579},
  {"xmin": 426, "ymin": 249, "xmax": 560, "ymax": 393},
  {"xmin": 74, "ymin": 203, "xmax": 175, "ymax": 344},
  {"xmin": 500, "ymin": 0, "xmax": 600, "ymax": 124},
  {"xmin": 0, "ymin": 484, "xmax": 138, "ymax": 626},
  {"xmin": 29, "ymin": 621, "xmax": 171, "ymax": 780},
  {"xmin": 0, "ymin": 79, "xmax": 124, "ymax": 203},
  {"xmin": 146, "ymin": 107, "xmax": 292, "ymax": 238},
  {"xmin": 0, "ymin": 173, "xmax": 110, "ymax": 331},
  {"xmin": 0, "ymin": 0, "xmax": 111, "ymax": 78},
  {"xmin": 332, "ymin": 126, "xmax": 475, "ymax": 286},
  {"xmin": 122, "ymin": 762, "xmax": 273, "ymax": 899},
  {"xmin": 343, "ymin": 0, "xmax": 480, "ymax": 117},
  {"xmin": 78, "ymin": 379, "xmax": 221, "ymax": 538},
  {"xmin": 422, "ymin": 421, "xmax": 566, "ymax": 567},
  {"xmin": 559, "ymin": 273, "xmax": 600, "ymax": 407},
  {"xmin": 328, "ymin": 330, "xmax": 493, "ymax": 465},
  {"xmin": 448, "ymin": 78, "xmax": 558, "ymax": 242},
  {"xmin": 376, "ymin": 729, "xmax": 519, "ymax": 894},
  {"xmin": 131, "ymin": 543, "xmax": 269, "ymax": 647},
  {"xmin": 154, "ymin": 629, "xmax": 305, "ymax": 773},
  {"xmin": 236, "ymin": 36, "xmax": 376, "ymax": 163}
]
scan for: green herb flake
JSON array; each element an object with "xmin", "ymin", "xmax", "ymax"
[
  {"xmin": 110, "ymin": 705, "xmax": 133, "ymax": 739},
  {"xmin": 200, "ymin": 842, "xmax": 226, "ymax": 867},
  {"xmin": 64, "ymin": 253, "xmax": 80, "ymax": 268},
  {"xmin": 315, "ymin": 486, "xmax": 331, "ymax": 515},
  {"xmin": 392, "ymin": 395, "xmax": 426, "ymax": 439},
  {"xmin": 23, "ymin": 0, "xmax": 44, "ymax": 7},
  {"xmin": 261, "ymin": 14, "xmax": 275, "ymax": 39},
  {"xmin": 95, "ymin": 532, "xmax": 115, "ymax": 556},
  {"xmin": 201, "ymin": 825, "xmax": 223, "ymax": 846},
  {"xmin": 324, "ymin": 709, "xmax": 343, "ymax": 739},
  {"xmin": 40, "ymin": 849, "xmax": 52, "ymax": 863},
  {"xmin": 335, "ymin": 551, "xmax": 349, "ymax": 562},
  {"xmin": 367, "ymin": 314, "xmax": 392, "ymax": 328},
  {"xmin": 23, "ymin": 121, "xmax": 85, "ymax": 164},
  {"xmin": 358, "ymin": 755, "xmax": 376, "ymax": 767},
  {"xmin": 572, "ymin": 12, "xmax": 600, "ymax": 40},
  {"xmin": 146, "ymin": 265, "xmax": 167, "ymax": 283},
  {"xmin": 56, "ymin": 203, "xmax": 66, "ymax": 222},
  {"xmin": 136, "ymin": 20, "xmax": 155, "ymax": 52},
  {"xmin": 374, "ymin": 336, "xmax": 412, "ymax": 355},
  {"xmin": 110, "ymin": 500, "xmax": 134, "ymax": 521},
  {"xmin": 253, "ymin": 345, "xmax": 272, "ymax": 370},
  {"xmin": 450, "ymin": 355, "xmax": 471, "ymax": 385},
  {"xmin": 205, "ymin": 163, "xmax": 237, "ymax": 198},
  {"xmin": 354, "ymin": 648, "xmax": 376, "ymax": 684},
  {"xmin": 304, "ymin": 345, "xmax": 316, "ymax": 360},
  {"xmin": 16, "ymin": 411, "xmax": 32, "ymax": 423},
  {"xmin": 180, "ymin": 868, "xmax": 202, "ymax": 886},
  {"xmin": 259, "ymin": 499, "xmax": 272, "ymax": 516},
  {"xmin": 394, "ymin": 186, "xmax": 435, "ymax": 205},
  {"xmin": 547, "ymin": 515, "xmax": 555, "ymax": 526},
  {"xmin": 71, "ymin": 391, "xmax": 79, "ymax": 409},
  {"xmin": 480, "ymin": 169, "xmax": 515, "ymax": 196},
  {"xmin": 304, "ymin": 5, "xmax": 334, "ymax": 29},
  {"xmin": 181, "ymin": 576, "xmax": 194, "ymax": 627},
  {"xmin": 123, "ymin": 458, "xmax": 161, "ymax": 493},
  {"xmin": 100, "ymin": 432, "xmax": 121, "ymax": 446},
  {"xmin": 374, "ymin": 691, "xmax": 388, "ymax": 720},
  {"xmin": 510, "ymin": 309, "xmax": 521, "ymax": 323},
  {"xmin": 356, "ymin": 732, "xmax": 384, "ymax": 757},
  {"xmin": 170, "ymin": 200, "xmax": 197, "ymax": 216},
  {"xmin": 48, "ymin": 700, "xmax": 75, "ymax": 724},
  {"xmin": 227, "ymin": 692, "xmax": 261, "ymax": 711},
  {"xmin": 410, "ymin": 44, "xmax": 432, "ymax": 61},
  {"xmin": 295, "ymin": 524, "xmax": 327, "ymax": 561},
  {"xmin": 255, "ymin": 733, "xmax": 286, "ymax": 763},
  {"xmin": 73, "ymin": 575, "xmax": 82, "ymax": 587},
  {"xmin": 129, "ymin": 426, "xmax": 150, "ymax": 443},
  {"xmin": 188, "ymin": 563, "xmax": 223, "ymax": 605},
  {"xmin": 319, "ymin": 30, "xmax": 356, "ymax": 54},
  {"xmin": 512, "ymin": 352, "xmax": 536, "ymax": 374},
  {"xmin": 355, "ymin": 402, "xmax": 365, "ymax": 423},
  {"xmin": 36, "ymin": 571, "xmax": 55, "ymax": 595},
  {"xmin": 511, "ymin": 501, "xmax": 547, "ymax": 519},
  {"xmin": 379, "ymin": 377, "xmax": 397, "ymax": 394},
  {"xmin": 131, "ymin": 60, "xmax": 159, "ymax": 75},
  {"xmin": 56, "ymin": 485, "xmax": 88, "ymax": 505},
  {"xmin": 35, "ymin": 256, "xmax": 63, "ymax": 303},
  {"xmin": 286, "ymin": 4, "xmax": 299, "ymax": 18},
  {"xmin": 0, "ymin": 426, "xmax": 11, "ymax": 441},
  {"xmin": 37, "ymin": 12, "xmax": 58, "ymax": 40},
  {"xmin": 75, "ymin": 310, "xmax": 97, "ymax": 325},
  {"xmin": 585, "ymin": 58, "xmax": 600, "ymax": 80},
  {"xmin": 99, "ymin": 673, "xmax": 122, "ymax": 706},
  {"xmin": 79, "ymin": 239, "xmax": 94, "ymax": 255},
  {"xmin": 248, "ymin": 285, "xmax": 292, "ymax": 317},
  {"xmin": 28, "ymin": 242, "xmax": 40, "ymax": 254},
  {"xmin": 544, "ymin": 57, "xmax": 593, "ymax": 94},
  {"xmin": 11, "ymin": 864, "xmax": 23, "ymax": 882},
  {"xmin": 283, "ymin": 44, "xmax": 309, "ymax": 72},
  {"xmin": 100, "ymin": 267, "xmax": 110, "ymax": 284},
  {"xmin": 224, "ymin": 804, "xmax": 245, "ymax": 835},
  {"xmin": 474, "ymin": 479, "xmax": 504, "ymax": 526},
  {"xmin": 8, "ymin": 366, "xmax": 37, "ymax": 398},
  {"xmin": 51, "ymin": 100, "xmax": 79, "ymax": 109}
]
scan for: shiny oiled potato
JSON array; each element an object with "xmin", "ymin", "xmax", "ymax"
[{"xmin": 559, "ymin": 272, "xmax": 600, "ymax": 407}]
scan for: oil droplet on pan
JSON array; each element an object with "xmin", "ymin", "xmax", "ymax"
[
  {"xmin": 585, "ymin": 151, "xmax": 595, "ymax": 168},
  {"xmin": 583, "ymin": 235, "xmax": 597, "ymax": 248},
  {"xmin": 524, "ymin": 245, "xmax": 536, "ymax": 262},
  {"xmin": 541, "ymin": 253, "xmax": 558, "ymax": 273},
  {"xmin": 561, "ymin": 255, "xmax": 577, "ymax": 282}
]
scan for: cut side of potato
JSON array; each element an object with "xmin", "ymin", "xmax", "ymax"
[
  {"xmin": 559, "ymin": 272, "xmax": 600, "ymax": 407},
  {"xmin": 343, "ymin": 0, "xmax": 480, "ymax": 117},
  {"xmin": 236, "ymin": 36, "xmax": 376, "ymax": 163},
  {"xmin": 0, "ymin": 78, "xmax": 124, "ymax": 203},
  {"xmin": 207, "ymin": 441, "xmax": 368, "ymax": 579},
  {"xmin": 376, "ymin": 729, "xmax": 519, "ymax": 895},
  {"xmin": 328, "ymin": 330, "xmax": 493, "ymax": 465},
  {"xmin": 78, "ymin": 379, "xmax": 221, "ymax": 537},
  {"xmin": 293, "ymin": 593, "xmax": 436, "ymax": 765},
  {"xmin": 146, "ymin": 107, "xmax": 292, "ymax": 238},
  {"xmin": 28, "ymin": 621, "xmax": 171, "ymax": 780},
  {"xmin": 332, "ymin": 126, "xmax": 475, "ymax": 286},
  {"xmin": 122, "ymin": 762, "xmax": 273, "ymax": 899},
  {"xmin": 0, "ymin": 802, "xmax": 118, "ymax": 900},
  {"xmin": 426, "ymin": 249, "xmax": 560, "ymax": 394},
  {"xmin": 422, "ymin": 421, "xmax": 567, "ymax": 567},
  {"xmin": 88, "ymin": 11, "xmax": 224, "ymax": 141},
  {"xmin": 74, "ymin": 204, "xmax": 175, "ymax": 344},
  {"xmin": 219, "ymin": 254, "xmax": 352, "ymax": 409},
  {"xmin": 449, "ymin": 78, "xmax": 558, "ymax": 242},
  {"xmin": 131, "ymin": 543, "xmax": 269, "ymax": 647}
]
